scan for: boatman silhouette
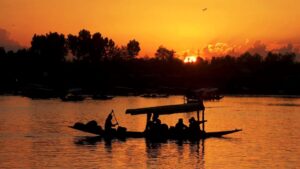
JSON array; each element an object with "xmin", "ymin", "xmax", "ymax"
[{"xmin": 105, "ymin": 110, "xmax": 118, "ymax": 133}]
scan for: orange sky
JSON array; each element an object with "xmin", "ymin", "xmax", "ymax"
[{"xmin": 1, "ymin": 0, "xmax": 300, "ymax": 58}]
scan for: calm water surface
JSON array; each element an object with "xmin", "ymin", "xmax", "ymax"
[{"xmin": 0, "ymin": 96, "xmax": 299, "ymax": 169}]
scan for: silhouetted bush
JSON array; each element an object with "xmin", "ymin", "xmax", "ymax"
[{"xmin": 0, "ymin": 29, "xmax": 300, "ymax": 96}]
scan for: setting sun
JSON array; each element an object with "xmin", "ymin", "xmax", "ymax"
[{"xmin": 184, "ymin": 56, "xmax": 197, "ymax": 63}]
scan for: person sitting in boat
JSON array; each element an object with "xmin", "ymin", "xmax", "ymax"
[
  {"xmin": 145, "ymin": 113, "xmax": 169, "ymax": 138},
  {"xmin": 105, "ymin": 112, "xmax": 118, "ymax": 134},
  {"xmin": 146, "ymin": 113, "xmax": 159, "ymax": 130},
  {"xmin": 147, "ymin": 113, "xmax": 160, "ymax": 131},
  {"xmin": 175, "ymin": 118, "xmax": 188, "ymax": 131},
  {"xmin": 188, "ymin": 117, "xmax": 201, "ymax": 136},
  {"xmin": 175, "ymin": 118, "xmax": 188, "ymax": 138},
  {"xmin": 152, "ymin": 113, "xmax": 160, "ymax": 124}
]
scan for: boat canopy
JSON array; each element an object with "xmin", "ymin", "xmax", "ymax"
[{"xmin": 126, "ymin": 103, "xmax": 205, "ymax": 115}]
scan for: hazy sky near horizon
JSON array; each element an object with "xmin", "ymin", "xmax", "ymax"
[{"xmin": 1, "ymin": 0, "xmax": 300, "ymax": 58}]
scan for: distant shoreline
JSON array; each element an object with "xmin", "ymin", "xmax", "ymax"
[{"xmin": 1, "ymin": 91, "xmax": 300, "ymax": 99}]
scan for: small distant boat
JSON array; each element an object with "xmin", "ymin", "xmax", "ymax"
[
  {"xmin": 92, "ymin": 94, "xmax": 114, "ymax": 100},
  {"xmin": 61, "ymin": 94, "xmax": 85, "ymax": 102},
  {"xmin": 141, "ymin": 93, "xmax": 169, "ymax": 98},
  {"xmin": 185, "ymin": 88, "xmax": 224, "ymax": 103},
  {"xmin": 69, "ymin": 102, "xmax": 242, "ymax": 141}
]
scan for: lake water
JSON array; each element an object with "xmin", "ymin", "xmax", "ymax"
[{"xmin": 0, "ymin": 96, "xmax": 299, "ymax": 169}]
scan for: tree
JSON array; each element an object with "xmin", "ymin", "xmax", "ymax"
[
  {"xmin": 279, "ymin": 53, "xmax": 296, "ymax": 65},
  {"xmin": 67, "ymin": 29, "xmax": 114, "ymax": 62},
  {"xmin": 265, "ymin": 52, "xmax": 280, "ymax": 64},
  {"xmin": 67, "ymin": 34, "xmax": 78, "ymax": 57},
  {"xmin": 126, "ymin": 39, "xmax": 140, "ymax": 59},
  {"xmin": 77, "ymin": 29, "xmax": 92, "ymax": 61},
  {"xmin": 237, "ymin": 52, "xmax": 262, "ymax": 70},
  {"xmin": 90, "ymin": 32, "xmax": 106, "ymax": 62},
  {"xmin": 0, "ymin": 47, "xmax": 6, "ymax": 67},
  {"xmin": 104, "ymin": 39, "xmax": 119, "ymax": 59},
  {"xmin": 0, "ymin": 47, "xmax": 5, "ymax": 58},
  {"xmin": 31, "ymin": 32, "xmax": 67, "ymax": 63},
  {"xmin": 155, "ymin": 46, "xmax": 175, "ymax": 61}
]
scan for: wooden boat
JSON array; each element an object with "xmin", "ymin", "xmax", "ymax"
[
  {"xmin": 185, "ymin": 88, "xmax": 224, "ymax": 103},
  {"xmin": 69, "ymin": 125, "xmax": 144, "ymax": 138},
  {"xmin": 61, "ymin": 93, "xmax": 85, "ymax": 102},
  {"xmin": 141, "ymin": 93, "xmax": 169, "ymax": 98},
  {"xmin": 92, "ymin": 94, "xmax": 114, "ymax": 100},
  {"xmin": 70, "ymin": 125, "xmax": 241, "ymax": 139},
  {"xmin": 69, "ymin": 102, "xmax": 242, "ymax": 140}
]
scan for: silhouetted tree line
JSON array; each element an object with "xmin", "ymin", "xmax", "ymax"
[{"xmin": 0, "ymin": 29, "xmax": 300, "ymax": 96}]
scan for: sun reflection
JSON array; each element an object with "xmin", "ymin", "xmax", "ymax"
[{"xmin": 184, "ymin": 56, "xmax": 197, "ymax": 63}]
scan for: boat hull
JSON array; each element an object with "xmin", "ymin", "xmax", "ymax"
[
  {"xmin": 69, "ymin": 126, "xmax": 241, "ymax": 140},
  {"xmin": 204, "ymin": 129, "xmax": 242, "ymax": 138}
]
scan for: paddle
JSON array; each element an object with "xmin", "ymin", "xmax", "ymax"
[{"xmin": 111, "ymin": 109, "xmax": 119, "ymax": 126}]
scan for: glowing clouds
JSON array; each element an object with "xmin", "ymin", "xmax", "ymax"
[
  {"xmin": 198, "ymin": 41, "xmax": 300, "ymax": 59},
  {"xmin": 202, "ymin": 42, "xmax": 236, "ymax": 58},
  {"xmin": 0, "ymin": 28, "xmax": 22, "ymax": 51}
]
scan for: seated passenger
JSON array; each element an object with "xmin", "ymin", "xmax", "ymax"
[
  {"xmin": 175, "ymin": 118, "xmax": 188, "ymax": 131},
  {"xmin": 152, "ymin": 113, "xmax": 160, "ymax": 125},
  {"xmin": 188, "ymin": 117, "xmax": 201, "ymax": 135}
]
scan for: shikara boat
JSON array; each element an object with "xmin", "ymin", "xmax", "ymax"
[
  {"xmin": 141, "ymin": 93, "xmax": 169, "ymax": 98},
  {"xmin": 61, "ymin": 94, "xmax": 85, "ymax": 102},
  {"xmin": 185, "ymin": 88, "xmax": 224, "ymax": 103},
  {"xmin": 92, "ymin": 94, "xmax": 114, "ymax": 100},
  {"xmin": 70, "ymin": 103, "xmax": 242, "ymax": 140}
]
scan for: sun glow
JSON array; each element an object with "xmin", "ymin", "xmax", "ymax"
[{"xmin": 184, "ymin": 56, "xmax": 197, "ymax": 63}]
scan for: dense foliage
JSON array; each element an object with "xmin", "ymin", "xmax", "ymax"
[{"xmin": 0, "ymin": 29, "xmax": 299, "ymax": 95}]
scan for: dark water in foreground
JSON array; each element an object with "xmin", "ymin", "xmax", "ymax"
[{"xmin": 0, "ymin": 96, "xmax": 299, "ymax": 169}]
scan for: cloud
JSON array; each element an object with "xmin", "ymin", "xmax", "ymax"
[
  {"xmin": 246, "ymin": 41, "xmax": 300, "ymax": 56},
  {"xmin": 271, "ymin": 43, "xmax": 298, "ymax": 54},
  {"xmin": 202, "ymin": 42, "xmax": 236, "ymax": 58},
  {"xmin": 246, "ymin": 41, "xmax": 268, "ymax": 56},
  {"xmin": 198, "ymin": 40, "xmax": 300, "ymax": 60},
  {"xmin": 0, "ymin": 28, "xmax": 22, "ymax": 51}
]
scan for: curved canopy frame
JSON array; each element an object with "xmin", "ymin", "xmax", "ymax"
[{"xmin": 125, "ymin": 103, "xmax": 205, "ymax": 115}]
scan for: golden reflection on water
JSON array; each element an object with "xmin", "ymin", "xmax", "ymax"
[{"xmin": 0, "ymin": 96, "xmax": 300, "ymax": 168}]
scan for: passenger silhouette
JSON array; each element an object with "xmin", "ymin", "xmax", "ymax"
[
  {"xmin": 188, "ymin": 117, "xmax": 201, "ymax": 136},
  {"xmin": 174, "ymin": 118, "xmax": 188, "ymax": 139},
  {"xmin": 175, "ymin": 118, "xmax": 187, "ymax": 131},
  {"xmin": 152, "ymin": 113, "xmax": 160, "ymax": 124}
]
